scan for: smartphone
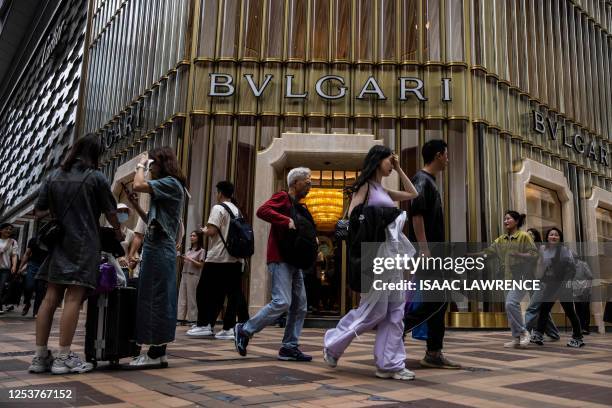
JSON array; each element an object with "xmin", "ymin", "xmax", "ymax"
[{"xmin": 145, "ymin": 159, "xmax": 154, "ymax": 174}]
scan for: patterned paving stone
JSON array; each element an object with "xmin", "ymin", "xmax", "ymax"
[
  {"xmin": 1, "ymin": 312, "xmax": 611, "ymax": 407},
  {"xmin": 0, "ymin": 359, "xmax": 29, "ymax": 372},
  {"xmin": 377, "ymin": 399, "xmax": 474, "ymax": 408},
  {"xmin": 460, "ymin": 350, "xmax": 536, "ymax": 361},
  {"xmin": 505, "ymin": 379, "xmax": 612, "ymax": 406},
  {"xmin": 198, "ymin": 365, "xmax": 333, "ymax": 387}
]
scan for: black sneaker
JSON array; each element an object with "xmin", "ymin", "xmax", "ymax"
[
  {"xmin": 277, "ymin": 347, "xmax": 312, "ymax": 362},
  {"xmin": 234, "ymin": 323, "xmax": 249, "ymax": 357},
  {"xmin": 530, "ymin": 331, "xmax": 544, "ymax": 345},
  {"xmin": 567, "ymin": 338, "xmax": 585, "ymax": 348},
  {"xmin": 22, "ymin": 303, "xmax": 31, "ymax": 316},
  {"xmin": 420, "ymin": 352, "xmax": 461, "ymax": 369}
]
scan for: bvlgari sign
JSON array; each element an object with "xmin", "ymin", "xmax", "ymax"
[
  {"xmin": 533, "ymin": 111, "xmax": 609, "ymax": 167},
  {"xmin": 208, "ymin": 73, "xmax": 452, "ymax": 101}
]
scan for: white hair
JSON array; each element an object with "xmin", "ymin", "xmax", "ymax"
[{"xmin": 287, "ymin": 167, "xmax": 311, "ymax": 187}]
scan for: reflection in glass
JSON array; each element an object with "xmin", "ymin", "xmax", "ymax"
[
  {"xmin": 332, "ymin": 0, "xmax": 350, "ymax": 60},
  {"xmin": 401, "ymin": 0, "xmax": 418, "ymax": 61},
  {"xmin": 243, "ymin": 0, "xmax": 263, "ymax": 59},
  {"xmin": 425, "ymin": 0, "xmax": 441, "ymax": 61},
  {"xmin": 445, "ymin": 0, "xmax": 464, "ymax": 62},
  {"xmin": 311, "ymin": 0, "xmax": 330, "ymax": 60},
  {"xmin": 219, "ymin": 0, "xmax": 240, "ymax": 58},
  {"xmin": 355, "ymin": 0, "xmax": 373, "ymax": 61},
  {"xmin": 265, "ymin": 0, "xmax": 285, "ymax": 58},
  {"xmin": 287, "ymin": 0, "xmax": 307, "ymax": 59}
]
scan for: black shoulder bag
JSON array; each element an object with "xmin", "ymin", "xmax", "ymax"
[
  {"xmin": 279, "ymin": 193, "xmax": 318, "ymax": 269},
  {"xmin": 38, "ymin": 170, "xmax": 93, "ymax": 251},
  {"xmin": 346, "ymin": 183, "xmax": 370, "ymax": 292}
]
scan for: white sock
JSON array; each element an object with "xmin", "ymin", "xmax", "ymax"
[
  {"xmin": 59, "ymin": 346, "xmax": 70, "ymax": 357},
  {"xmin": 35, "ymin": 345, "xmax": 48, "ymax": 357}
]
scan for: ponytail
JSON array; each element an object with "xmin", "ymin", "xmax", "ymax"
[{"xmin": 505, "ymin": 210, "xmax": 526, "ymax": 229}]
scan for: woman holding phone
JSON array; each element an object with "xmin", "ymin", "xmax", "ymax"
[{"xmin": 127, "ymin": 147, "xmax": 186, "ymax": 369}]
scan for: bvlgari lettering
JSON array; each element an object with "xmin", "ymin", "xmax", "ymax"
[
  {"xmin": 532, "ymin": 110, "xmax": 609, "ymax": 167},
  {"xmin": 208, "ymin": 73, "xmax": 450, "ymax": 102}
]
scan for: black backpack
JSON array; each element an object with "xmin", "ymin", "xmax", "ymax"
[
  {"xmin": 218, "ymin": 203, "xmax": 255, "ymax": 258},
  {"xmin": 279, "ymin": 193, "xmax": 318, "ymax": 270}
]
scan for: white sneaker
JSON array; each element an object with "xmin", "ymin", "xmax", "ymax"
[
  {"xmin": 504, "ymin": 338, "xmax": 520, "ymax": 348},
  {"xmin": 323, "ymin": 348, "xmax": 338, "ymax": 368},
  {"xmin": 28, "ymin": 351, "xmax": 54, "ymax": 373},
  {"xmin": 215, "ymin": 328, "xmax": 234, "ymax": 340},
  {"xmin": 375, "ymin": 368, "xmax": 415, "ymax": 381},
  {"xmin": 51, "ymin": 352, "xmax": 94, "ymax": 374},
  {"xmin": 186, "ymin": 324, "xmax": 213, "ymax": 337},
  {"xmin": 519, "ymin": 331, "xmax": 531, "ymax": 348},
  {"xmin": 128, "ymin": 353, "xmax": 168, "ymax": 369}
]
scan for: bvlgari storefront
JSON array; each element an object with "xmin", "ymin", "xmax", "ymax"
[{"xmin": 81, "ymin": 0, "xmax": 612, "ymax": 329}]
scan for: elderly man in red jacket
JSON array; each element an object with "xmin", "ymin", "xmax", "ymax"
[{"xmin": 234, "ymin": 167, "xmax": 314, "ymax": 362}]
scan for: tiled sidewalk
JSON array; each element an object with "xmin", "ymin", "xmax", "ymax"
[{"xmin": 1, "ymin": 312, "xmax": 611, "ymax": 407}]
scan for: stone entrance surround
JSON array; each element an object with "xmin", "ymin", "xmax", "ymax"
[{"xmin": 249, "ymin": 133, "xmax": 399, "ymax": 314}]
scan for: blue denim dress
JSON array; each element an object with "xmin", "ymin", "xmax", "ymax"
[{"xmin": 136, "ymin": 176, "xmax": 184, "ymax": 346}]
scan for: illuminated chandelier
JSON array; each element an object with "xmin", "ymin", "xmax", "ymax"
[{"xmin": 302, "ymin": 188, "xmax": 344, "ymax": 231}]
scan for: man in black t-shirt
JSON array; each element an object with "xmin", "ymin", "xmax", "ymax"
[{"xmin": 404, "ymin": 139, "xmax": 461, "ymax": 369}]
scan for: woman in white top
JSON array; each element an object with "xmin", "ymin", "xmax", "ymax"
[{"xmin": 177, "ymin": 231, "xmax": 204, "ymax": 324}]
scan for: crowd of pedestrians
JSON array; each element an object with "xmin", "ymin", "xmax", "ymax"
[{"xmin": 0, "ymin": 137, "xmax": 597, "ymax": 379}]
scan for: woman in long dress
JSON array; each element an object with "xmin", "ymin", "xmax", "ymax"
[{"xmin": 128, "ymin": 147, "xmax": 186, "ymax": 368}]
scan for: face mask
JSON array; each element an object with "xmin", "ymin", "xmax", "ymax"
[{"xmin": 117, "ymin": 213, "xmax": 129, "ymax": 224}]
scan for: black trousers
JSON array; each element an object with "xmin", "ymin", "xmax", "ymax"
[
  {"xmin": 536, "ymin": 281, "xmax": 582, "ymax": 339},
  {"xmin": 196, "ymin": 262, "xmax": 249, "ymax": 330},
  {"xmin": 23, "ymin": 280, "xmax": 47, "ymax": 315},
  {"xmin": 0, "ymin": 269, "xmax": 10, "ymax": 308},
  {"xmin": 574, "ymin": 301, "xmax": 591, "ymax": 332},
  {"xmin": 404, "ymin": 301, "xmax": 447, "ymax": 352},
  {"xmin": 538, "ymin": 301, "xmax": 582, "ymax": 339}
]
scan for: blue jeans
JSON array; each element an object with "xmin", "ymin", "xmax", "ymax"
[
  {"xmin": 525, "ymin": 289, "xmax": 560, "ymax": 338},
  {"xmin": 505, "ymin": 289, "xmax": 528, "ymax": 337},
  {"xmin": 242, "ymin": 262, "xmax": 307, "ymax": 349}
]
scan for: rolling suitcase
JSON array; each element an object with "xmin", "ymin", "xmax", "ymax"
[{"xmin": 85, "ymin": 286, "xmax": 141, "ymax": 367}]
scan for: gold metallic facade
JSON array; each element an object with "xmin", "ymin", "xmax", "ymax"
[{"xmin": 80, "ymin": 0, "xmax": 612, "ymax": 325}]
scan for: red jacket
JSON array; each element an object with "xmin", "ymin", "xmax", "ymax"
[{"xmin": 256, "ymin": 191, "xmax": 292, "ymax": 264}]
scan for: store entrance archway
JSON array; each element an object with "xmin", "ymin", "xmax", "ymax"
[{"xmin": 248, "ymin": 133, "xmax": 398, "ymax": 317}]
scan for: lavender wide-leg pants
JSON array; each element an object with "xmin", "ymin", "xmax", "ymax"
[{"xmin": 323, "ymin": 293, "xmax": 407, "ymax": 372}]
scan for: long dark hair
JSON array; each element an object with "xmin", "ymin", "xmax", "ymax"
[
  {"xmin": 61, "ymin": 133, "xmax": 103, "ymax": 171},
  {"xmin": 345, "ymin": 145, "xmax": 393, "ymax": 195},
  {"xmin": 545, "ymin": 227, "xmax": 565, "ymax": 267},
  {"xmin": 505, "ymin": 210, "xmax": 526, "ymax": 229},
  {"xmin": 149, "ymin": 147, "xmax": 186, "ymax": 186},
  {"xmin": 190, "ymin": 230, "xmax": 204, "ymax": 250}
]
